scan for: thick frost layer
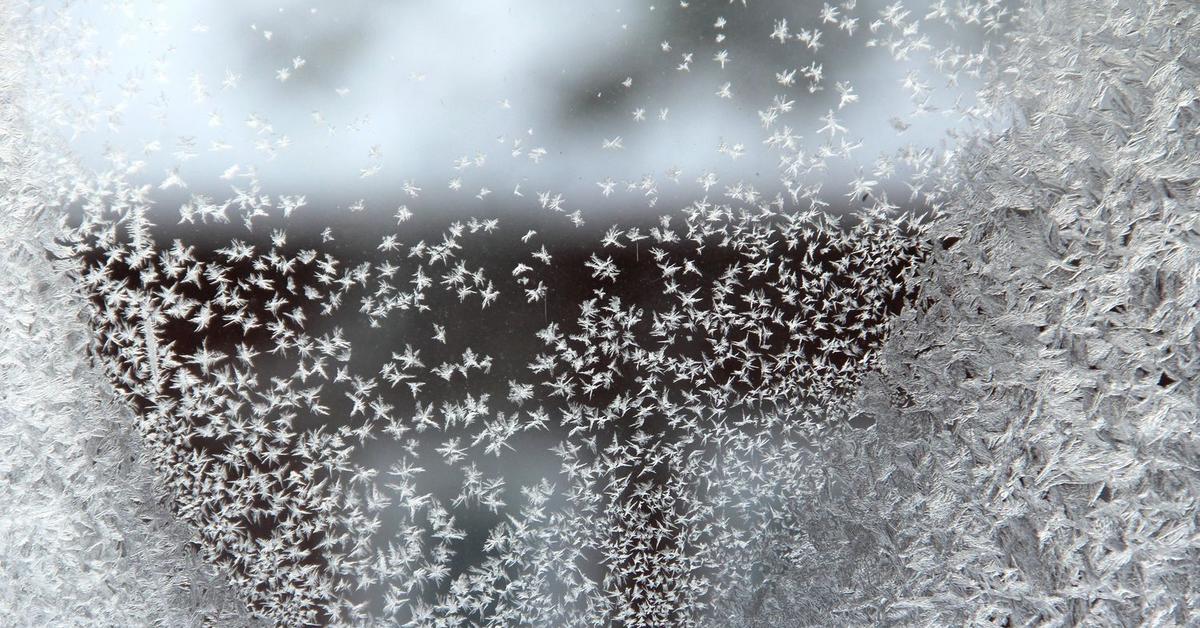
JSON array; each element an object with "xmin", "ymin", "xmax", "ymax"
[
  {"xmin": 0, "ymin": 20, "xmax": 254, "ymax": 625},
  {"xmin": 743, "ymin": 1, "xmax": 1200, "ymax": 624}
]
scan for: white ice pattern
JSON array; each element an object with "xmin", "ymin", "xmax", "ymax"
[{"xmin": 2, "ymin": 0, "xmax": 1198, "ymax": 626}]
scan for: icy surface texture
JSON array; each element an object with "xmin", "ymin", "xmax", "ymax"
[
  {"xmin": 0, "ymin": 11, "xmax": 257, "ymax": 625},
  {"xmin": 1, "ymin": 0, "xmax": 1197, "ymax": 626},
  {"xmin": 749, "ymin": 1, "xmax": 1200, "ymax": 624}
]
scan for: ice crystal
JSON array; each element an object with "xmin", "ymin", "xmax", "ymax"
[{"xmin": 2, "ymin": 0, "xmax": 1197, "ymax": 626}]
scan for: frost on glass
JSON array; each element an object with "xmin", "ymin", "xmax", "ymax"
[{"xmin": 1, "ymin": 0, "xmax": 1197, "ymax": 626}]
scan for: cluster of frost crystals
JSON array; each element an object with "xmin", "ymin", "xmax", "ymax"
[
  {"xmin": 0, "ymin": 9, "xmax": 257, "ymax": 626},
  {"xmin": 4, "ymin": 0, "xmax": 1197, "ymax": 626},
  {"xmin": 741, "ymin": 0, "xmax": 1200, "ymax": 625}
]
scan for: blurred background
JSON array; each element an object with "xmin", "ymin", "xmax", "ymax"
[{"xmin": 66, "ymin": 0, "xmax": 996, "ymax": 217}]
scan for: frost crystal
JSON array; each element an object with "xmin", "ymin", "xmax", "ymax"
[{"xmin": 1, "ymin": 0, "xmax": 1197, "ymax": 626}]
